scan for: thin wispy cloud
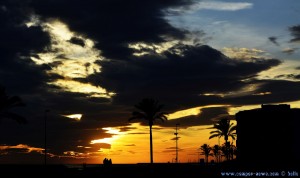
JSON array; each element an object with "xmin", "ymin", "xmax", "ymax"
[
  {"xmin": 124, "ymin": 144, "xmax": 136, "ymax": 146},
  {"xmin": 0, "ymin": 144, "xmax": 44, "ymax": 154},
  {"xmin": 194, "ymin": 1, "xmax": 253, "ymax": 11},
  {"xmin": 282, "ymin": 48, "xmax": 297, "ymax": 55},
  {"xmin": 168, "ymin": 1, "xmax": 253, "ymax": 13}
]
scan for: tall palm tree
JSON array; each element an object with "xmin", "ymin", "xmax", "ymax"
[
  {"xmin": 209, "ymin": 118, "xmax": 236, "ymax": 161},
  {"xmin": 199, "ymin": 143, "xmax": 212, "ymax": 164},
  {"xmin": 0, "ymin": 86, "xmax": 26, "ymax": 124},
  {"xmin": 129, "ymin": 98, "xmax": 168, "ymax": 163}
]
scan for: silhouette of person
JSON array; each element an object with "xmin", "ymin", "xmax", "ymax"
[{"xmin": 103, "ymin": 158, "xmax": 108, "ymax": 165}]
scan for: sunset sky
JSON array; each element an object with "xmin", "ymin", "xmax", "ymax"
[{"xmin": 0, "ymin": 0, "xmax": 300, "ymax": 164}]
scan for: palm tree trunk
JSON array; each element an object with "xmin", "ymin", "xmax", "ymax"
[
  {"xmin": 225, "ymin": 140, "xmax": 229, "ymax": 161},
  {"xmin": 149, "ymin": 124, "xmax": 153, "ymax": 164}
]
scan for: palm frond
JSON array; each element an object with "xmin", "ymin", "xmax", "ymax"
[
  {"xmin": 209, "ymin": 118, "xmax": 237, "ymax": 143},
  {"xmin": 130, "ymin": 98, "xmax": 168, "ymax": 124},
  {"xmin": 229, "ymin": 125, "xmax": 237, "ymax": 133},
  {"xmin": 7, "ymin": 96, "xmax": 25, "ymax": 108},
  {"xmin": 209, "ymin": 134, "xmax": 221, "ymax": 139},
  {"xmin": 155, "ymin": 113, "xmax": 168, "ymax": 123},
  {"xmin": 210, "ymin": 130, "xmax": 222, "ymax": 134},
  {"xmin": 0, "ymin": 87, "xmax": 26, "ymax": 124},
  {"xmin": 0, "ymin": 112, "xmax": 27, "ymax": 124},
  {"xmin": 129, "ymin": 111, "xmax": 146, "ymax": 121}
]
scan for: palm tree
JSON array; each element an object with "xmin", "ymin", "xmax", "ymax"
[
  {"xmin": 0, "ymin": 86, "xmax": 26, "ymax": 124},
  {"xmin": 220, "ymin": 143, "xmax": 229, "ymax": 161},
  {"xmin": 229, "ymin": 143, "xmax": 237, "ymax": 160},
  {"xmin": 212, "ymin": 144, "xmax": 221, "ymax": 163},
  {"xmin": 209, "ymin": 118, "xmax": 236, "ymax": 161},
  {"xmin": 209, "ymin": 118, "xmax": 236, "ymax": 143},
  {"xmin": 129, "ymin": 98, "xmax": 168, "ymax": 163},
  {"xmin": 199, "ymin": 144, "xmax": 212, "ymax": 164}
]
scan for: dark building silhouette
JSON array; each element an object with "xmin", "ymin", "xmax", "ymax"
[{"xmin": 235, "ymin": 104, "xmax": 300, "ymax": 167}]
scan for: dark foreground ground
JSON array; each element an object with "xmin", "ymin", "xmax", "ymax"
[{"xmin": 0, "ymin": 161, "xmax": 298, "ymax": 177}]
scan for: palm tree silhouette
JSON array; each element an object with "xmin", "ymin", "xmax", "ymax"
[
  {"xmin": 0, "ymin": 86, "xmax": 26, "ymax": 124},
  {"xmin": 209, "ymin": 118, "xmax": 236, "ymax": 142},
  {"xmin": 129, "ymin": 98, "xmax": 168, "ymax": 163},
  {"xmin": 212, "ymin": 144, "xmax": 221, "ymax": 163},
  {"xmin": 199, "ymin": 143, "xmax": 212, "ymax": 164},
  {"xmin": 229, "ymin": 143, "xmax": 237, "ymax": 160},
  {"xmin": 220, "ymin": 143, "xmax": 229, "ymax": 161},
  {"xmin": 209, "ymin": 118, "xmax": 236, "ymax": 160}
]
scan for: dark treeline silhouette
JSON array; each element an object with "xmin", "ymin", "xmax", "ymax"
[
  {"xmin": 199, "ymin": 143, "xmax": 237, "ymax": 165},
  {"xmin": 129, "ymin": 98, "xmax": 168, "ymax": 164},
  {"xmin": 199, "ymin": 143, "xmax": 212, "ymax": 164},
  {"xmin": 0, "ymin": 85, "xmax": 26, "ymax": 124},
  {"xmin": 212, "ymin": 145, "xmax": 221, "ymax": 163}
]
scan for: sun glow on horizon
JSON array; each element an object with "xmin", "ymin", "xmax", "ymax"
[
  {"xmin": 85, "ymin": 122, "xmax": 237, "ymax": 164},
  {"xmin": 91, "ymin": 127, "xmax": 126, "ymax": 145}
]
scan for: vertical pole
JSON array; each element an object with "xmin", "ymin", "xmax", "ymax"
[
  {"xmin": 44, "ymin": 109, "xmax": 49, "ymax": 166},
  {"xmin": 174, "ymin": 123, "xmax": 179, "ymax": 163},
  {"xmin": 149, "ymin": 124, "xmax": 153, "ymax": 164}
]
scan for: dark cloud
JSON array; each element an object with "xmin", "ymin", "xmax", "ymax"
[
  {"xmin": 223, "ymin": 79, "xmax": 300, "ymax": 105},
  {"xmin": 68, "ymin": 37, "xmax": 85, "ymax": 47},
  {"xmin": 294, "ymin": 74, "xmax": 300, "ymax": 79},
  {"xmin": 0, "ymin": 108, "xmax": 113, "ymax": 157},
  {"xmin": 90, "ymin": 44, "xmax": 281, "ymax": 110},
  {"xmin": 30, "ymin": 0, "xmax": 194, "ymax": 60},
  {"xmin": 0, "ymin": 0, "xmax": 49, "ymax": 54},
  {"xmin": 0, "ymin": 0, "xmax": 51, "ymax": 95},
  {"xmin": 268, "ymin": 36, "xmax": 279, "ymax": 46},
  {"xmin": 289, "ymin": 25, "xmax": 300, "ymax": 43}
]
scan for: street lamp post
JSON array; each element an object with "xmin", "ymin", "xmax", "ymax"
[
  {"xmin": 174, "ymin": 123, "xmax": 179, "ymax": 163},
  {"xmin": 44, "ymin": 109, "xmax": 49, "ymax": 166}
]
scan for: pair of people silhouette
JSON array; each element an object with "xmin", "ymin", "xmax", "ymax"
[{"xmin": 103, "ymin": 158, "xmax": 112, "ymax": 166}]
